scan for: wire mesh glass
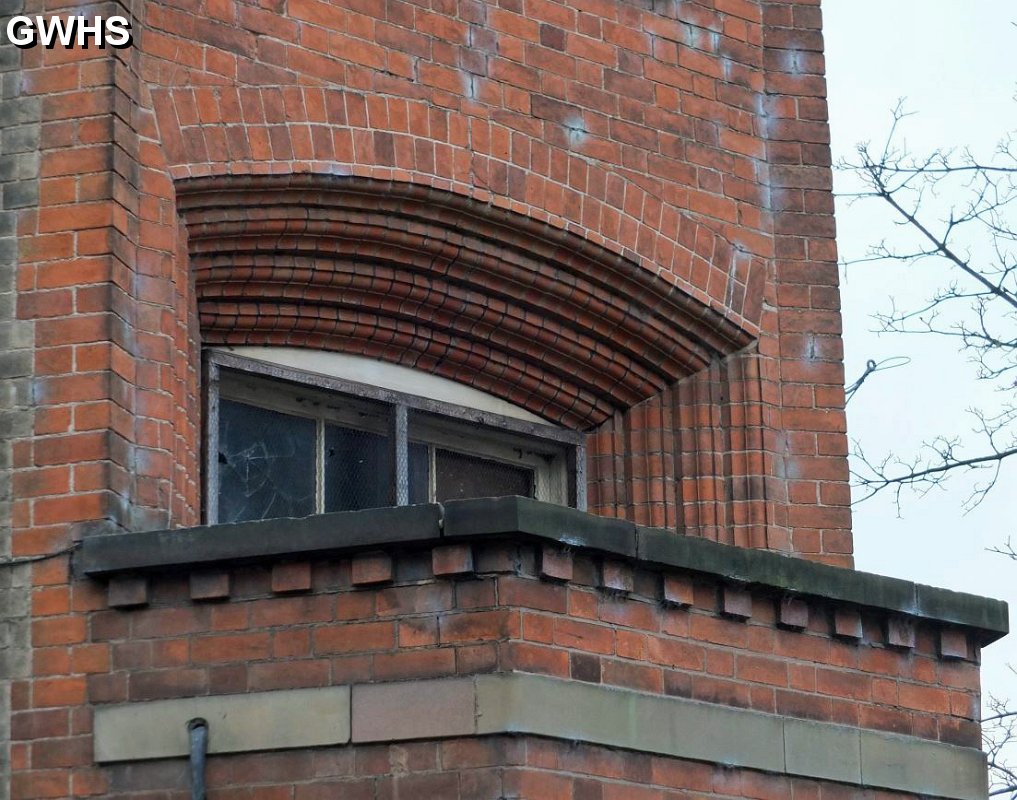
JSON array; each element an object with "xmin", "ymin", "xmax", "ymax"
[
  {"xmin": 408, "ymin": 441, "xmax": 429, "ymax": 504},
  {"xmin": 323, "ymin": 424, "xmax": 394, "ymax": 512},
  {"xmin": 433, "ymin": 448, "xmax": 535, "ymax": 502},
  {"xmin": 409, "ymin": 411, "xmax": 569, "ymax": 505},
  {"xmin": 323, "ymin": 423, "xmax": 432, "ymax": 511}
]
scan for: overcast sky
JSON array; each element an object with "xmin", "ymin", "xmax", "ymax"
[{"xmin": 823, "ymin": 2, "xmax": 1016, "ymax": 702}]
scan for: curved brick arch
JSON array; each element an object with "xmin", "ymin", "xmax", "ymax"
[
  {"xmin": 153, "ymin": 86, "xmax": 766, "ymax": 337},
  {"xmin": 178, "ymin": 174, "xmax": 753, "ymax": 428}
]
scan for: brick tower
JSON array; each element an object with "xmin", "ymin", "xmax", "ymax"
[{"xmin": 0, "ymin": 0, "xmax": 1007, "ymax": 798}]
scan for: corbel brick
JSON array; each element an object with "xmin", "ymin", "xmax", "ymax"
[
  {"xmin": 778, "ymin": 596, "xmax": 809, "ymax": 630},
  {"xmin": 108, "ymin": 576, "xmax": 148, "ymax": 608},
  {"xmin": 540, "ymin": 546, "xmax": 573, "ymax": 582},
  {"xmin": 272, "ymin": 561, "xmax": 312, "ymax": 594},
  {"xmin": 433, "ymin": 544, "xmax": 474, "ymax": 577},
  {"xmin": 474, "ymin": 542, "xmax": 519, "ymax": 574},
  {"xmin": 662, "ymin": 574, "xmax": 694, "ymax": 607},
  {"xmin": 885, "ymin": 616, "xmax": 915, "ymax": 650},
  {"xmin": 721, "ymin": 586, "xmax": 752, "ymax": 620},
  {"xmin": 600, "ymin": 560, "xmax": 633, "ymax": 595},
  {"xmin": 351, "ymin": 552, "xmax": 393, "ymax": 586},
  {"xmin": 833, "ymin": 608, "xmax": 863, "ymax": 640},
  {"xmin": 190, "ymin": 571, "xmax": 230, "ymax": 601},
  {"xmin": 939, "ymin": 629, "xmax": 968, "ymax": 660}
]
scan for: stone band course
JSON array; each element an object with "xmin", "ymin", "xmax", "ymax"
[{"xmin": 93, "ymin": 673, "xmax": 988, "ymax": 800}]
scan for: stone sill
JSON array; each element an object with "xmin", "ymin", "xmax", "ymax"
[{"xmin": 77, "ymin": 496, "xmax": 1008, "ymax": 643}]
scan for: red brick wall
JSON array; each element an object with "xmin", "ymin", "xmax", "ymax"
[
  {"xmin": 12, "ymin": 540, "xmax": 981, "ymax": 795},
  {"xmin": 12, "ymin": 3, "xmax": 200, "ymax": 552},
  {"xmin": 11, "ymin": 0, "xmax": 849, "ymax": 562},
  {"xmin": 4, "ymin": 0, "xmax": 874, "ymax": 795},
  {"xmin": 96, "ymin": 737, "xmax": 926, "ymax": 800}
]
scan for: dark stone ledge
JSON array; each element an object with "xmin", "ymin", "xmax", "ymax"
[
  {"xmin": 78, "ymin": 496, "xmax": 1008, "ymax": 643},
  {"xmin": 442, "ymin": 497, "xmax": 637, "ymax": 557},
  {"xmin": 78, "ymin": 504, "xmax": 442, "ymax": 575},
  {"xmin": 636, "ymin": 527, "xmax": 1008, "ymax": 640}
]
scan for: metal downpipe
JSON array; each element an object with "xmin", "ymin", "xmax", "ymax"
[{"xmin": 187, "ymin": 718, "xmax": 208, "ymax": 800}]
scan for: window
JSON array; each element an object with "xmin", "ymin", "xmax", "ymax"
[{"xmin": 204, "ymin": 350, "xmax": 585, "ymax": 525}]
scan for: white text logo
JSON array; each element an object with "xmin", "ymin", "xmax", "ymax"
[{"xmin": 5, "ymin": 16, "xmax": 133, "ymax": 49}]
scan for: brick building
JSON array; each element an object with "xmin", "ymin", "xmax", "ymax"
[{"xmin": 0, "ymin": 0, "xmax": 1008, "ymax": 797}]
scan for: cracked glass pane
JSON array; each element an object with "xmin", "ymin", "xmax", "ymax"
[{"xmin": 218, "ymin": 400, "xmax": 316, "ymax": 523}]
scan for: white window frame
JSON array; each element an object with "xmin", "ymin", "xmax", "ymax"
[{"xmin": 203, "ymin": 350, "xmax": 586, "ymax": 524}]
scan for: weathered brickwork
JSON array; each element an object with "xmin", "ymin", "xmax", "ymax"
[
  {"xmin": 11, "ymin": 537, "xmax": 987, "ymax": 795},
  {"xmin": 9, "ymin": 0, "xmax": 851, "ymax": 565},
  {"xmin": 78, "ymin": 543, "xmax": 981, "ymax": 746},
  {"xmin": 96, "ymin": 736, "xmax": 933, "ymax": 800},
  {"xmin": 1, "ymin": 5, "xmax": 40, "ymax": 797},
  {"xmin": 3, "ymin": 0, "xmax": 1004, "ymax": 797},
  {"xmin": 9, "ymin": 0, "xmax": 200, "ymax": 553}
]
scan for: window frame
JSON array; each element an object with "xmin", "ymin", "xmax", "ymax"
[{"xmin": 203, "ymin": 349, "xmax": 586, "ymax": 524}]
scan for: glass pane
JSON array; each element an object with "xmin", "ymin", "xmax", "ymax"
[
  {"xmin": 408, "ymin": 442, "xmax": 430, "ymax": 504},
  {"xmin": 324, "ymin": 424, "xmax": 393, "ymax": 512},
  {"xmin": 434, "ymin": 449, "xmax": 533, "ymax": 502},
  {"xmin": 218, "ymin": 400, "xmax": 316, "ymax": 523}
]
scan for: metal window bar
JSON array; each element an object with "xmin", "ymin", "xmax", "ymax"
[
  {"xmin": 571, "ymin": 440, "xmax": 587, "ymax": 511},
  {"xmin": 391, "ymin": 404, "xmax": 409, "ymax": 506},
  {"xmin": 203, "ymin": 358, "xmax": 220, "ymax": 526},
  {"xmin": 206, "ymin": 350, "xmax": 582, "ymax": 445}
]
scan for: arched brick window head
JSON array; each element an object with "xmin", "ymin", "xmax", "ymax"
[
  {"xmin": 181, "ymin": 175, "xmax": 751, "ymax": 424},
  {"xmin": 181, "ymin": 175, "xmax": 770, "ymax": 542}
]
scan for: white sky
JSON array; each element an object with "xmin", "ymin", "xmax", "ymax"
[{"xmin": 823, "ymin": 2, "xmax": 1016, "ymax": 702}]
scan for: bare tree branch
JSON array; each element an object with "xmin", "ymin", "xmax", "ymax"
[
  {"xmin": 840, "ymin": 101, "xmax": 1017, "ymax": 797},
  {"xmin": 840, "ymin": 101, "xmax": 1017, "ymax": 507}
]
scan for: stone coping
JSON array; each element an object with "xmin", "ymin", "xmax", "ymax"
[
  {"xmin": 93, "ymin": 674, "xmax": 987, "ymax": 800},
  {"xmin": 77, "ymin": 496, "xmax": 1008, "ymax": 642}
]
